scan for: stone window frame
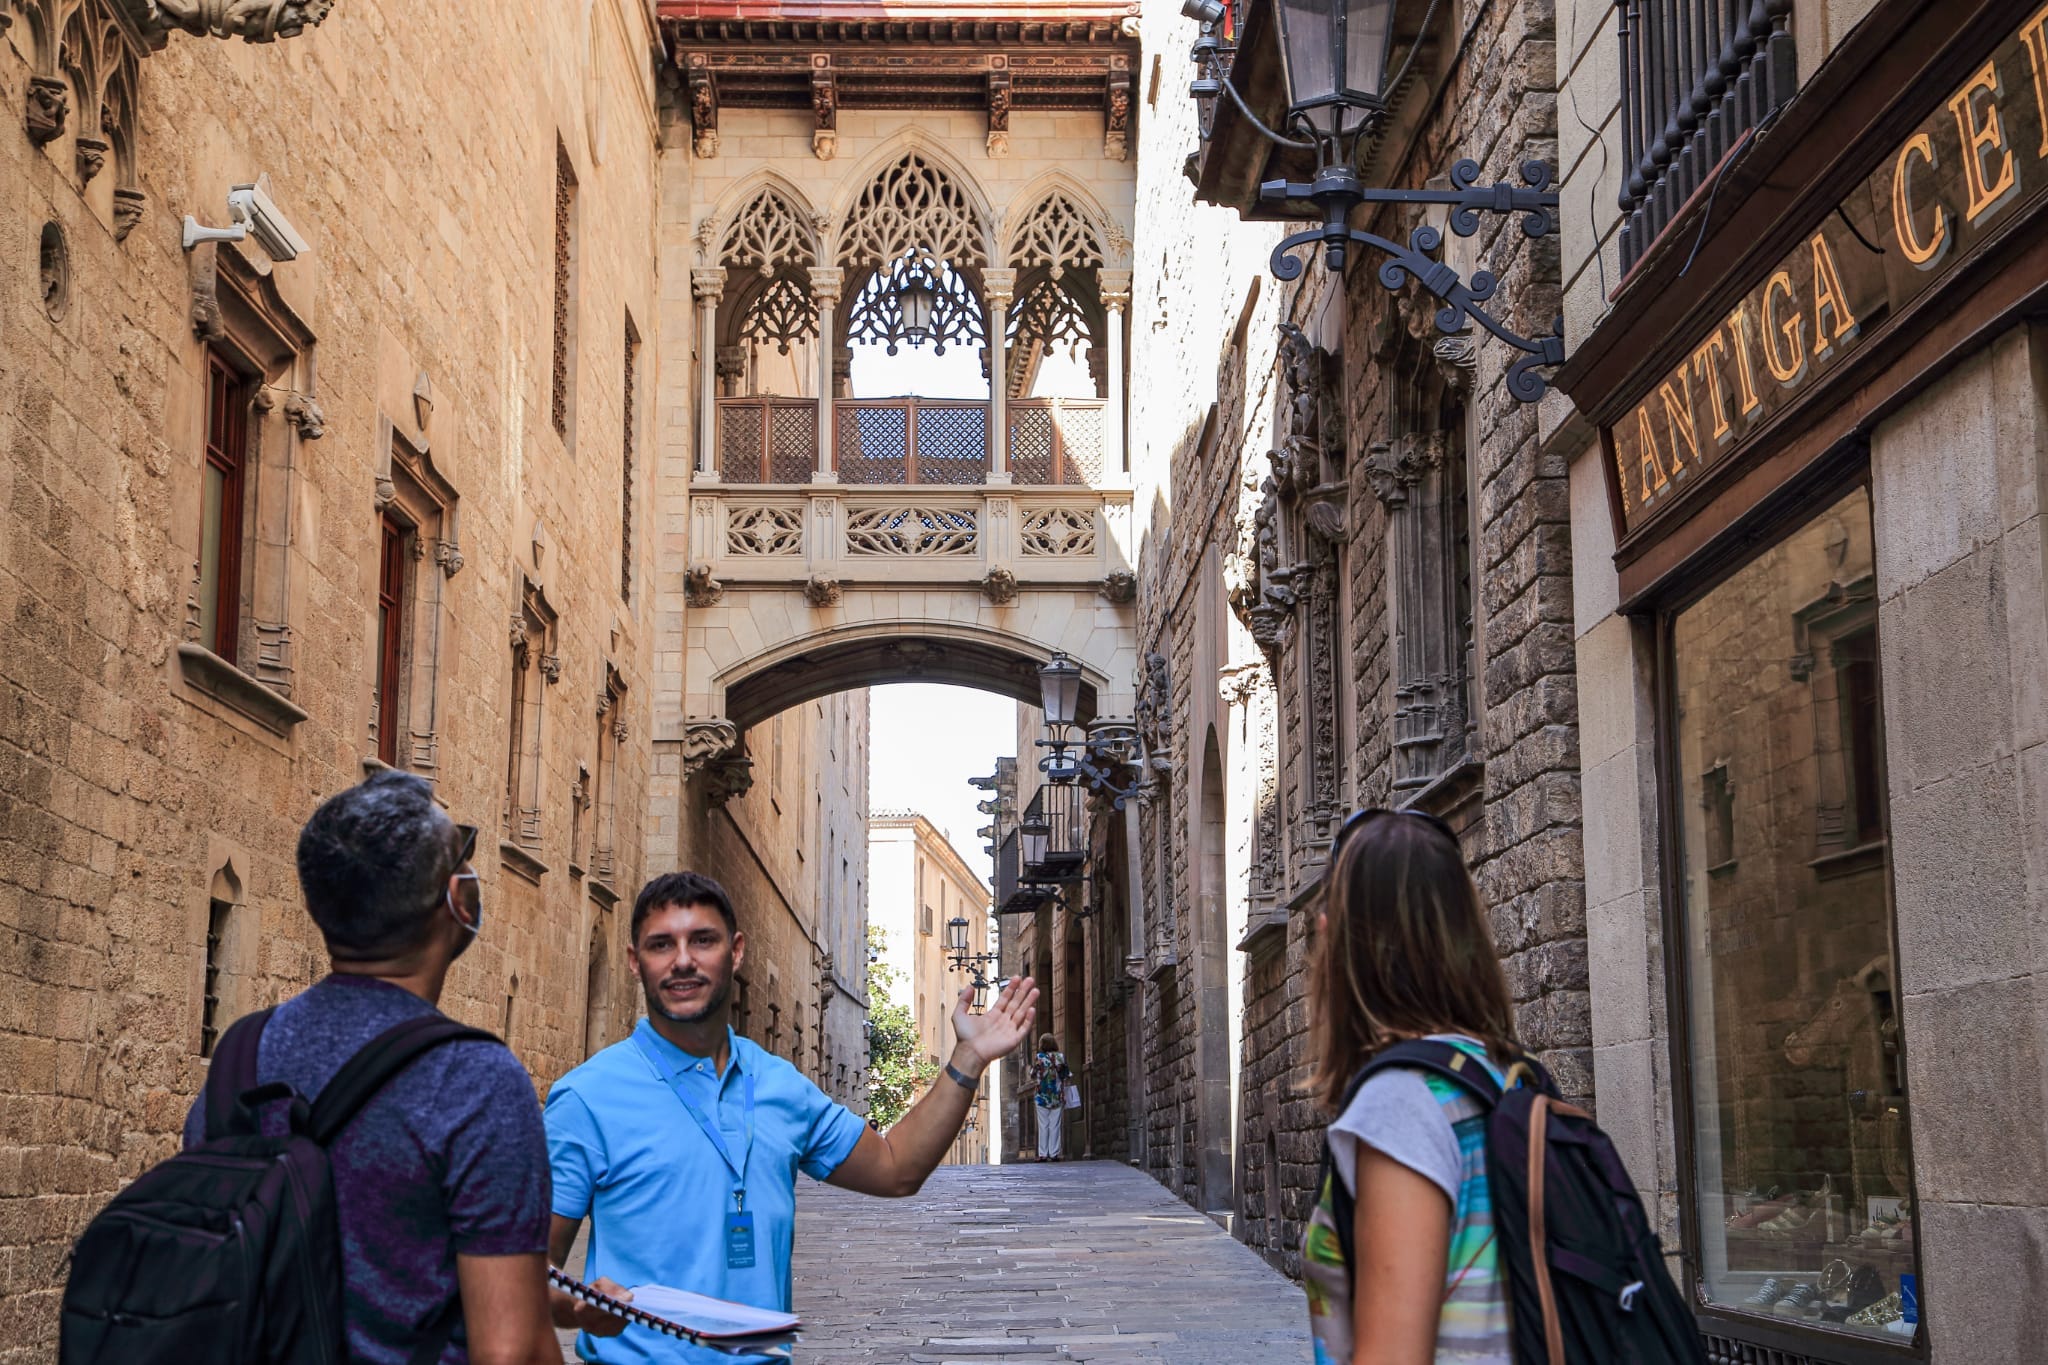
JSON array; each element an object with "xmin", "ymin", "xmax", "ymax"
[
  {"xmin": 188, "ymin": 836, "xmax": 257, "ymax": 1059},
  {"xmin": 364, "ymin": 430, "xmax": 462, "ymax": 779},
  {"xmin": 501, "ymin": 574, "xmax": 560, "ymax": 882},
  {"xmin": 590, "ymin": 662, "xmax": 628, "ymax": 894},
  {"xmin": 176, "ymin": 245, "xmax": 319, "ymax": 740}
]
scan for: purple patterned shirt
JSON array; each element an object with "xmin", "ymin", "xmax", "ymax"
[{"xmin": 183, "ymin": 975, "xmax": 551, "ymax": 1364}]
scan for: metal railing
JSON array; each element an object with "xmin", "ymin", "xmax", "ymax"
[
  {"xmin": 714, "ymin": 396, "xmax": 1112, "ymax": 486},
  {"xmin": 1615, "ymin": 1, "xmax": 1796, "ymax": 272}
]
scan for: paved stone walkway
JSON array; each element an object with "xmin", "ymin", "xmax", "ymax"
[
  {"xmin": 558, "ymin": 1160, "xmax": 1309, "ymax": 1362},
  {"xmin": 786, "ymin": 1161, "xmax": 1309, "ymax": 1362}
]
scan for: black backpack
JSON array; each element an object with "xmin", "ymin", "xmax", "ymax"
[
  {"xmin": 1323, "ymin": 1040, "xmax": 1705, "ymax": 1365},
  {"xmin": 61, "ymin": 1009, "xmax": 498, "ymax": 1365}
]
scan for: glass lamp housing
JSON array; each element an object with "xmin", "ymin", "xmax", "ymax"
[
  {"xmin": 1037, "ymin": 653, "xmax": 1083, "ymax": 727},
  {"xmin": 1273, "ymin": 0, "xmax": 1397, "ymax": 138}
]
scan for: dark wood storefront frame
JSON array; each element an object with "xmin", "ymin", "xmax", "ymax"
[
  {"xmin": 1554, "ymin": 0, "xmax": 2048, "ymax": 610},
  {"xmin": 1647, "ymin": 455, "xmax": 1927, "ymax": 1365},
  {"xmin": 1556, "ymin": 4, "xmax": 2048, "ymax": 1359}
]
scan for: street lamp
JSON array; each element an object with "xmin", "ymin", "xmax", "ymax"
[
  {"xmin": 898, "ymin": 268, "xmax": 936, "ymax": 343},
  {"xmin": 947, "ymin": 915, "xmax": 970, "ymax": 955},
  {"xmin": 1037, "ymin": 652, "xmax": 1083, "ymax": 728},
  {"xmin": 1184, "ymin": 0, "xmax": 1566, "ymax": 402},
  {"xmin": 1019, "ymin": 811, "xmax": 1052, "ymax": 871},
  {"xmin": 1271, "ymin": 0, "xmax": 1397, "ymax": 137}
]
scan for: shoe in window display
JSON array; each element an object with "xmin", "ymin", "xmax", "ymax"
[
  {"xmin": 1817, "ymin": 1262, "xmax": 1884, "ymax": 1322},
  {"xmin": 1739, "ymin": 1278, "xmax": 1784, "ymax": 1309},
  {"xmin": 1728, "ymin": 1194, "xmax": 1797, "ymax": 1229},
  {"xmin": 1771, "ymin": 1283, "xmax": 1821, "ymax": 1317},
  {"xmin": 1847, "ymin": 1291, "xmax": 1904, "ymax": 1327},
  {"xmin": 1757, "ymin": 1205, "xmax": 1820, "ymax": 1237}
]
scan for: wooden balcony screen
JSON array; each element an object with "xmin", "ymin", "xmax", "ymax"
[{"xmin": 717, "ymin": 398, "xmax": 817, "ymax": 484}]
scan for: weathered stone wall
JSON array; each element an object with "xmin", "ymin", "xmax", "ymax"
[
  {"xmin": 0, "ymin": 0, "xmax": 659, "ymax": 1353},
  {"xmin": 1121, "ymin": 0, "xmax": 1580, "ymax": 1275},
  {"xmin": 693, "ymin": 691, "xmax": 870, "ymax": 1110}
]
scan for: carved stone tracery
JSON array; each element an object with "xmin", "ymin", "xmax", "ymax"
[
  {"xmin": 837, "ymin": 152, "xmax": 988, "ymax": 271},
  {"xmin": 721, "ymin": 186, "xmax": 818, "ymax": 276}
]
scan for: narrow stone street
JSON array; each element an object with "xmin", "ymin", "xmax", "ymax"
[{"xmin": 783, "ymin": 1161, "xmax": 1308, "ymax": 1362}]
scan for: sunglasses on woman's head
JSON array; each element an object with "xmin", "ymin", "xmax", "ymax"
[{"xmin": 1331, "ymin": 806, "xmax": 1459, "ymax": 854}]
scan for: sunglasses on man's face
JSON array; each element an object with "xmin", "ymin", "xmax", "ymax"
[{"xmin": 453, "ymin": 823, "xmax": 480, "ymax": 868}]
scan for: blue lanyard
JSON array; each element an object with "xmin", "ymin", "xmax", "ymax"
[{"xmin": 633, "ymin": 1030, "xmax": 756, "ymax": 1211}]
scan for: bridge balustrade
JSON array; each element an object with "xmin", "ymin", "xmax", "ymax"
[{"xmin": 714, "ymin": 396, "xmax": 1108, "ymax": 487}]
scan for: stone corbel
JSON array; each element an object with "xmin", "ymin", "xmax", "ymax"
[
  {"xmin": 686, "ymin": 58, "xmax": 718, "ymax": 159},
  {"xmin": 684, "ymin": 562, "xmax": 724, "ymax": 607},
  {"xmin": 26, "ymin": 77, "xmax": 68, "ymax": 146},
  {"xmin": 538, "ymin": 653, "xmax": 563, "ymax": 685},
  {"xmin": 681, "ymin": 718, "xmax": 741, "ymax": 777},
  {"xmin": 810, "ymin": 56, "xmax": 836, "ymax": 161},
  {"xmin": 113, "ymin": 189, "xmax": 147, "ymax": 242},
  {"xmin": 1103, "ymin": 60, "xmax": 1132, "ymax": 161},
  {"xmin": 144, "ymin": 0, "xmax": 337, "ymax": 44},
  {"xmin": 75, "ymin": 137, "xmax": 109, "ymax": 185},
  {"xmin": 980, "ymin": 566, "xmax": 1019, "ymax": 605},
  {"xmin": 1099, "ymin": 570, "xmax": 1136, "ymax": 604},
  {"xmin": 703, "ymin": 753, "xmax": 755, "ymax": 808},
  {"xmin": 434, "ymin": 538, "xmax": 464, "ymax": 578},
  {"xmin": 189, "ymin": 240, "xmax": 227, "ymax": 341},
  {"xmin": 986, "ymin": 63, "xmax": 1011, "ymax": 158},
  {"xmin": 283, "ymin": 392, "xmax": 325, "ymax": 439},
  {"xmin": 803, "ymin": 573, "xmax": 841, "ymax": 607}
]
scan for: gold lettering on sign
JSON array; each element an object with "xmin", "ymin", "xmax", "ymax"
[
  {"xmin": 1949, "ymin": 61, "xmax": 2018, "ymax": 223},
  {"xmin": 1892, "ymin": 133, "xmax": 1949, "ymax": 266},
  {"xmin": 1691, "ymin": 331, "xmax": 1734, "ymax": 441},
  {"xmin": 1660, "ymin": 373, "xmax": 1702, "ymax": 474},
  {"xmin": 1808, "ymin": 232, "xmax": 1859, "ymax": 356},
  {"xmin": 1634, "ymin": 404, "xmax": 1670, "ymax": 500},
  {"xmin": 1762, "ymin": 272, "xmax": 1806, "ymax": 384},
  {"xmin": 1727, "ymin": 302, "xmax": 1763, "ymax": 417},
  {"xmin": 2023, "ymin": 4, "xmax": 2048, "ymax": 155}
]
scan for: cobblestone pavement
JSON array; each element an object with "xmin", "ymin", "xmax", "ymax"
[
  {"xmin": 785, "ymin": 1160, "xmax": 1309, "ymax": 1362},
  {"xmin": 558, "ymin": 1160, "xmax": 1309, "ymax": 1362}
]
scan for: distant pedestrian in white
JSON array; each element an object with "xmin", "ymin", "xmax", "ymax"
[{"xmin": 1029, "ymin": 1033, "xmax": 1072, "ymax": 1161}]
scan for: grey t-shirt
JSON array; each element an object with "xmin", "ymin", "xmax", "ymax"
[{"xmin": 182, "ymin": 974, "xmax": 551, "ymax": 1364}]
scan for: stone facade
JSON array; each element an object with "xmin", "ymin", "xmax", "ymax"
[
  {"xmin": 1084, "ymin": 0, "xmax": 1584, "ymax": 1274},
  {"xmin": 0, "ymin": 0, "xmax": 666, "ymax": 1354},
  {"xmin": 869, "ymin": 811, "xmax": 991, "ymax": 1164},
  {"xmin": 704, "ymin": 692, "xmax": 870, "ymax": 1110}
]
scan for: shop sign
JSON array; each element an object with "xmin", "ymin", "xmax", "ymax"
[{"xmin": 1610, "ymin": 4, "xmax": 2048, "ymax": 534}]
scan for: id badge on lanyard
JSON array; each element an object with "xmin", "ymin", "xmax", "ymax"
[{"xmin": 633, "ymin": 1032, "xmax": 758, "ymax": 1269}]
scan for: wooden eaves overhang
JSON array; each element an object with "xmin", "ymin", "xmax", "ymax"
[{"xmin": 659, "ymin": 0, "xmax": 1143, "ymax": 125}]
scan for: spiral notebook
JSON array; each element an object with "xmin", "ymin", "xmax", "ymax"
[{"xmin": 549, "ymin": 1266, "xmax": 800, "ymax": 1357}]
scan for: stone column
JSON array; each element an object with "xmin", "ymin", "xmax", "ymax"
[
  {"xmin": 1100, "ymin": 270, "xmax": 1131, "ymax": 477},
  {"xmin": 692, "ymin": 268, "xmax": 726, "ymax": 477},
  {"xmin": 809, "ymin": 266, "xmax": 843, "ymax": 482},
  {"xmin": 983, "ymin": 269, "xmax": 1016, "ymax": 484}
]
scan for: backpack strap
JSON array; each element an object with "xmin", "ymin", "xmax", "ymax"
[
  {"xmin": 1355, "ymin": 1039, "xmax": 1507, "ymax": 1110},
  {"xmin": 308, "ymin": 1015, "xmax": 501, "ymax": 1145},
  {"xmin": 202, "ymin": 1008, "xmax": 275, "ymax": 1141}
]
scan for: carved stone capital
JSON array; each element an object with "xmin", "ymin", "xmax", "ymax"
[
  {"xmin": 691, "ymin": 267, "xmax": 727, "ymax": 305},
  {"xmin": 808, "ymin": 265, "xmax": 844, "ymax": 306},
  {"xmin": 681, "ymin": 718, "xmax": 741, "ymax": 777},
  {"xmin": 1433, "ymin": 334, "xmax": 1478, "ymax": 391},
  {"xmin": 508, "ymin": 615, "xmax": 531, "ymax": 666},
  {"xmin": 684, "ymin": 562, "xmax": 724, "ymax": 608},
  {"xmin": 981, "ymin": 268, "xmax": 1017, "ymax": 308},
  {"xmin": 374, "ymin": 474, "xmax": 398, "ymax": 509},
  {"xmin": 434, "ymin": 538, "xmax": 464, "ymax": 578},
  {"xmin": 26, "ymin": 77, "xmax": 69, "ymax": 147},
  {"xmin": 1098, "ymin": 269, "xmax": 1133, "ymax": 312},
  {"xmin": 538, "ymin": 653, "xmax": 563, "ymax": 685}
]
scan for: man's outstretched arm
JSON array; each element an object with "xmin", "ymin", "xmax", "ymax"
[{"xmin": 827, "ymin": 975, "xmax": 1038, "ymax": 1197}]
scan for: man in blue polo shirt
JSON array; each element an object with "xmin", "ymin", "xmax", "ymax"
[{"xmin": 544, "ymin": 870, "xmax": 1037, "ymax": 1362}]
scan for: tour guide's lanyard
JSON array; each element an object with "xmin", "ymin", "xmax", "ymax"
[{"xmin": 632, "ymin": 1030, "xmax": 756, "ymax": 1214}]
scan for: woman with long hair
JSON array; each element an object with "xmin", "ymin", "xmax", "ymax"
[{"xmin": 1303, "ymin": 807, "xmax": 1520, "ymax": 1365}]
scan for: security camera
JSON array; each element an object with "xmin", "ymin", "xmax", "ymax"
[
  {"xmin": 1181, "ymin": 0, "xmax": 1226, "ymax": 25},
  {"xmin": 227, "ymin": 180, "xmax": 309, "ymax": 263},
  {"xmin": 181, "ymin": 174, "xmax": 309, "ymax": 263}
]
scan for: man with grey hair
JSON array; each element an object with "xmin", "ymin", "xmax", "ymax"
[{"xmin": 177, "ymin": 770, "xmax": 615, "ymax": 1364}]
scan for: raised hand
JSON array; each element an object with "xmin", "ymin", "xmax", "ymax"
[{"xmin": 951, "ymin": 975, "xmax": 1038, "ymax": 1072}]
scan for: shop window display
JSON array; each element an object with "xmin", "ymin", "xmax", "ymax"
[{"xmin": 1671, "ymin": 486, "xmax": 1919, "ymax": 1344}]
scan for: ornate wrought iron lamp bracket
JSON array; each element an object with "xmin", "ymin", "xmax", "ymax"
[{"xmin": 1259, "ymin": 159, "xmax": 1566, "ymax": 403}]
